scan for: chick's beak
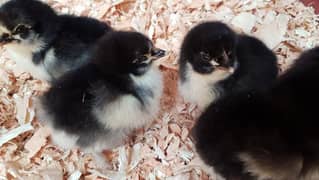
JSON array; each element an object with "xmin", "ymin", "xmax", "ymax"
[
  {"xmin": 213, "ymin": 50, "xmax": 235, "ymax": 73},
  {"xmin": 151, "ymin": 48, "xmax": 166, "ymax": 60},
  {"xmin": 215, "ymin": 66, "xmax": 235, "ymax": 73}
]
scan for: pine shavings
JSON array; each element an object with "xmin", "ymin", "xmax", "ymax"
[
  {"xmin": 178, "ymin": 149, "xmax": 194, "ymax": 163},
  {"xmin": 39, "ymin": 165, "xmax": 63, "ymax": 180},
  {"xmin": 68, "ymin": 170, "xmax": 82, "ymax": 180},
  {"xmin": 13, "ymin": 94, "xmax": 29, "ymax": 125},
  {"xmin": 128, "ymin": 143, "xmax": 142, "ymax": 171},
  {"xmin": 24, "ymin": 126, "xmax": 51, "ymax": 159},
  {"xmin": 0, "ymin": 0, "xmax": 318, "ymax": 179},
  {"xmin": 118, "ymin": 146, "xmax": 128, "ymax": 173},
  {"xmin": 0, "ymin": 123, "xmax": 33, "ymax": 147},
  {"xmin": 254, "ymin": 13, "xmax": 290, "ymax": 49},
  {"xmin": 231, "ymin": 12, "xmax": 257, "ymax": 33}
]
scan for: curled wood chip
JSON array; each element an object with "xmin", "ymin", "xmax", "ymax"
[
  {"xmin": 40, "ymin": 168, "xmax": 63, "ymax": 180},
  {"xmin": 13, "ymin": 94, "xmax": 29, "ymax": 125},
  {"xmin": 68, "ymin": 170, "xmax": 82, "ymax": 180},
  {"xmin": 24, "ymin": 126, "xmax": 51, "ymax": 159},
  {"xmin": 231, "ymin": 12, "xmax": 257, "ymax": 33},
  {"xmin": 0, "ymin": 123, "xmax": 33, "ymax": 147},
  {"xmin": 254, "ymin": 14, "xmax": 290, "ymax": 49},
  {"xmin": 118, "ymin": 146, "xmax": 128, "ymax": 172},
  {"xmin": 87, "ymin": 169, "xmax": 117, "ymax": 179},
  {"xmin": 128, "ymin": 143, "xmax": 142, "ymax": 171},
  {"xmin": 168, "ymin": 123, "xmax": 181, "ymax": 135},
  {"xmin": 181, "ymin": 127, "xmax": 189, "ymax": 141},
  {"xmin": 295, "ymin": 28, "xmax": 311, "ymax": 37},
  {"xmin": 178, "ymin": 149, "xmax": 194, "ymax": 163}
]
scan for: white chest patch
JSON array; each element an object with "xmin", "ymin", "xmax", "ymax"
[
  {"xmin": 0, "ymin": 24, "xmax": 10, "ymax": 35},
  {"xmin": 179, "ymin": 63, "xmax": 232, "ymax": 110},
  {"xmin": 94, "ymin": 65, "xmax": 163, "ymax": 130},
  {"xmin": 5, "ymin": 40, "xmax": 51, "ymax": 81}
]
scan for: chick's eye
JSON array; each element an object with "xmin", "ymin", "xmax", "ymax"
[
  {"xmin": 13, "ymin": 24, "xmax": 30, "ymax": 34},
  {"xmin": 200, "ymin": 52, "xmax": 210, "ymax": 61},
  {"xmin": 217, "ymin": 55, "xmax": 224, "ymax": 61}
]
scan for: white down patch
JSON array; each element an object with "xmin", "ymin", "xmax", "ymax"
[
  {"xmin": 4, "ymin": 35, "xmax": 52, "ymax": 81},
  {"xmin": 0, "ymin": 24, "xmax": 10, "ymax": 35},
  {"xmin": 94, "ymin": 64, "xmax": 163, "ymax": 130},
  {"xmin": 179, "ymin": 63, "xmax": 232, "ymax": 110}
]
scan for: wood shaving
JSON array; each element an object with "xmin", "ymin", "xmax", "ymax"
[
  {"xmin": 0, "ymin": 123, "xmax": 33, "ymax": 147},
  {"xmin": 67, "ymin": 170, "xmax": 82, "ymax": 180},
  {"xmin": 24, "ymin": 126, "xmax": 51, "ymax": 159},
  {"xmin": 231, "ymin": 12, "xmax": 257, "ymax": 33},
  {"xmin": 0, "ymin": 0, "xmax": 318, "ymax": 179}
]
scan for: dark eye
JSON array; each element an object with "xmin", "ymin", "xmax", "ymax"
[
  {"xmin": 13, "ymin": 24, "xmax": 30, "ymax": 35},
  {"xmin": 217, "ymin": 56, "xmax": 224, "ymax": 62},
  {"xmin": 200, "ymin": 52, "xmax": 210, "ymax": 61}
]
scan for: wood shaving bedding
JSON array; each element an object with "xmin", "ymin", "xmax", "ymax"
[{"xmin": 0, "ymin": 0, "xmax": 318, "ymax": 179}]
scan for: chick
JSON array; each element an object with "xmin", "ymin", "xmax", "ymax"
[
  {"xmin": 0, "ymin": 0, "xmax": 111, "ymax": 82},
  {"xmin": 193, "ymin": 47, "xmax": 319, "ymax": 180},
  {"xmin": 35, "ymin": 31, "xmax": 165, "ymax": 167},
  {"xmin": 178, "ymin": 21, "xmax": 278, "ymax": 110},
  {"xmin": 179, "ymin": 21, "xmax": 237, "ymax": 109}
]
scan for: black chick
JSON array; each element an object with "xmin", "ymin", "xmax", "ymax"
[
  {"xmin": 35, "ymin": 31, "xmax": 165, "ymax": 167},
  {"xmin": 0, "ymin": 0, "xmax": 111, "ymax": 82},
  {"xmin": 193, "ymin": 47, "xmax": 319, "ymax": 180},
  {"xmin": 178, "ymin": 21, "xmax": 278, "ymax": 110}
]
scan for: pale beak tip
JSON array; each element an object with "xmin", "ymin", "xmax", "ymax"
[{"xmin": 151, "ymin": 48, "xmax": 166, "ymax": 59}]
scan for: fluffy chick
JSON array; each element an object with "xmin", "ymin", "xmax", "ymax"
[
  {"xmin": 179, "ymin": 21, "xmax": 278, "ymax": 109},
  {"xmin": 193, "ymin": 47, "xmax": 319, "ymax": 180},
  {"xmin": 35, "ymin": 31, "xmax": 165, "ymax": 167},
  {"xmin": 0, "ymin": 0, "xmax": 111, "ymax": 82}
]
